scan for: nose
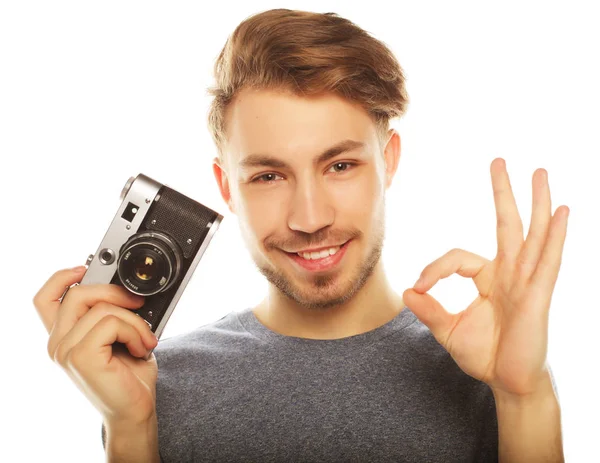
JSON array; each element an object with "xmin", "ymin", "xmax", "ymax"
[{"xmin": 287, "ymin": 175, "xmax": 334, "ymax": 234}]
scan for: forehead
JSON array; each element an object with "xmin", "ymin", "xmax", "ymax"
[{"xmin": 225, "ymin": 88, "xmax": 377, "ymax": 165}]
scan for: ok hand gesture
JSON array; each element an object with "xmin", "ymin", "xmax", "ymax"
[{"xmin": 402, "ymin": 158, "xmax": 569, "ymax": 398}]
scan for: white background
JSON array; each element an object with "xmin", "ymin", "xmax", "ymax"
[{"xmin": 1, "ymin": 1, "xmax": 598, "ymax": 461}]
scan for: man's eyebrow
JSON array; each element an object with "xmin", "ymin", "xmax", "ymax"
[{"xmin": 238, "ymin": 139, "xmax": 366, "ymax": 170}]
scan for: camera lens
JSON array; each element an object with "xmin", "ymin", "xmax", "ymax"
[{"xmin": 117, "ymin": 231, "xmax": 183, "ymax": 296}]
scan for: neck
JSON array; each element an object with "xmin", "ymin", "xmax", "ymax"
[{"xmin": 252, "ymin": 261, "xmax": 405, "ymax": 340}]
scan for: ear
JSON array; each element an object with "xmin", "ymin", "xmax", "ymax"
[
  {"xmin": 383, "ymin": 129, "xmax": 401, "ymax": 189},
  {"xmin": 212, "ymin": 156, "xmax": 236, "ymax": 215}
]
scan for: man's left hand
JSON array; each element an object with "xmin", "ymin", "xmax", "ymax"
[{"xmin": 402, "ymin": 157, "xmax": 570, "ymax": 398}]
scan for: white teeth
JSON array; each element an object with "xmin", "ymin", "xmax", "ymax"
[{"xmin": 298, "ymin": 245, "xmax": 341, "ymax": 260}]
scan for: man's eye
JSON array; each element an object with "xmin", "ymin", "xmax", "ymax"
[
  {"xmin": 328, "ymin": 162, "xmax": 356, "ymax": 174},
  {"xmin": 250, "ymin": 162, "xmax": 356, "ymax": 184},
  {"xmin": 251, "ymin": 173, "xmax": 282, "ymax": 184}
]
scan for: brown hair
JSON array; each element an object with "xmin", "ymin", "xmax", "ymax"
[{"xmin": 206, "ymin": 8, "xmax": 409, "ymax": 166}]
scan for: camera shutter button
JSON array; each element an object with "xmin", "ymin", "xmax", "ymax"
[{"xmin": 99, "ymin": 248, "xmax": 116, "ymax": 265}]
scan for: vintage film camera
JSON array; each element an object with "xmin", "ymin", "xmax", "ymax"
[{"xmin": 67, "ymin": 173, "xmax": 223, "ymax": 360}]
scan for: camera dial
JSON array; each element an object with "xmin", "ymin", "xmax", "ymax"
[{"xmin": 117, "ymin": 231, "xmax": 183, "ymax": 296}]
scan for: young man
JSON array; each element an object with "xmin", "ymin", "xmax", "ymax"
[
  {"xmin": 157, "ymin": 6, "xmax": 562, "ymax": 461},
  {"xmin": 36, "ymin": 8, "xmax": 566, "ymax": 462}
]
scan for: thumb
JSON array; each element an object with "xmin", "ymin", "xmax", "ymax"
[{"xmin": 402, "ymin": 287, "xmax": 458, "ymax": 347}]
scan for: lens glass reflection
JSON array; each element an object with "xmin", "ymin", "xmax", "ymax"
[{"xmin": 134, "ymin": 255, "xmax": 155, "ymax": 281}]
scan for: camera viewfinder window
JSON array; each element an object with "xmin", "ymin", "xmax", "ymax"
[{"xmin": 121, "ymin": 202, "xmax": 139, "ymax": 223}]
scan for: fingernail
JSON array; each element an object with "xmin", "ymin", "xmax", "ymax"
[
  {"xmin": 414, "ymin": 277, "xmax": 424, "ymax": 289},
  {"xmin": 72, "ymin": 266, "xmax": 86, "ymax": 274}
]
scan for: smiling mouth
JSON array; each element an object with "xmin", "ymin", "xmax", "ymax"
[
  {"xmin": 283, "ymin": 240, "xmax": 351, "ymax": 273},
  {"xmin": 291, "ymin": 242, "xmax": 347, "ymax": 260}
]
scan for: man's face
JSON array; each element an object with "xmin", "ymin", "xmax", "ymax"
[{"xmin": 214, "ymin": 88, "xmax": 399, "ymax": 311}]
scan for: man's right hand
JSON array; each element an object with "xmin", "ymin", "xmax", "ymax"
[{"xmin": 33, "ymin": 266, "xmax": 159, "ymax": 427}]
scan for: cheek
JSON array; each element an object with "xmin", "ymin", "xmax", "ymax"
[
  {"xmin": 237, "ymin": 193, "xmax": 286, "ymax": 238},
  {"xmin": 331, "ymin": 173, "xmax": 381, "ymax": 215}
]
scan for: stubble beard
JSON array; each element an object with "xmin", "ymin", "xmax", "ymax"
[{"xmin": 252, "ymin": 205, "xmax": 386, "ymax": 311}]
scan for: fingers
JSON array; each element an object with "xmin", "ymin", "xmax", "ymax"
[
  {"xmin": 48, "ymin": 283, "xmax": 145, "ymax": 358},
  {"xmin": 530, "ymin": 205, "xmax": 570, "ymax": 296},
  {"xmin": 413, "ymin": 248, "xmax": 490, "ymax": 294},
  {"xmin": 33, "ymin": 266, "xmax": 88, "ymax": 334},
  {"xmin": 402, "ymin": 288, "xmax": 458, "ymax": 345},
  {"xmin": 516, "ymin": 169, "xmax": 552, "ymax": 282},
  {"xmin": 491, "ymin": 158, "xmax": 524, "ymax": 263},
  {"xmin": 56, "ymin": 315, "xmax": 149, "ymax": 372},
  {"xmin": 50, "ymin": 301, "xmax": 158, "ymax": 364}
]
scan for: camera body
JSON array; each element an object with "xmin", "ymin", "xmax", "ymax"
[{"xmin": 77, "ymin": 173, "xmax": 223, "ymax": 358}]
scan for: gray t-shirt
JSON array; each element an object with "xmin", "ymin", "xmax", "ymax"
[{"xmin": 102, "ymin": 306, "xmax": 499, "ymax": 462}]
